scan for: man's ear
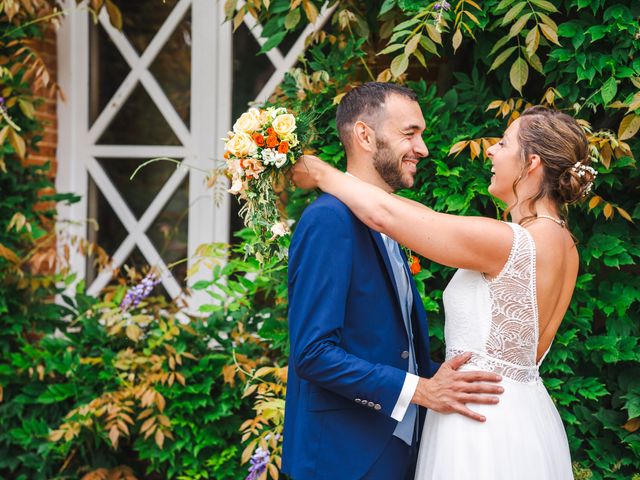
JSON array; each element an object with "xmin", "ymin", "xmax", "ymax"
[{"xmin": 352, "ymin": 120, "xmax": 376, "ymax": 153}]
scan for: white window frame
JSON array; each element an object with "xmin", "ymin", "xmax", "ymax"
[{"xmin": 56, "ymin": 0, "xmax": 333, "ymax": 309}]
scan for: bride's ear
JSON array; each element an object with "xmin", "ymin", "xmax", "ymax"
[
  {"xmin": 527, "ymin": 154, "xmax": 542, "ymax": 174},
  {"xmin": 353, "ymin": 121, "xmax": 376, "ymax": 153}
]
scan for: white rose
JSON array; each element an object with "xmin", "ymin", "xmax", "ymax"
[
  {"xmin": 233, "ymin": 108, "xmax": 261, "ymax": 133},
  {"xmin": 274, "ymin": 152, "xmax": 287, "ymax": 168},
  {"xmin": 269, "ymin": 107, "xmax": 287, "ymax": 119},
  {"xmin": 272, "ymin": 113, "xmax": 296, "ymax": 137},
  {"xmin": 261, "ymin": 148, "xmax": 277, "ymax": 165},
  {"xmin": 228, "ymin": 176, "xmax": 244, "ymax": 195},
  {"xmin": 225, "ymin": 132, "xmax": 257, "ymax": 157},
  {"xmin": 270, "ymin": 221, "xmax": 289, "ymax": 238}
]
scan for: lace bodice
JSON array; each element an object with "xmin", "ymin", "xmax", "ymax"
[{"xmin": 443, "ymin": 222, "xmax": 544, "ymax": 383}]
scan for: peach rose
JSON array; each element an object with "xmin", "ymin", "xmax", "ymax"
[
  {"xmin": 225, "ymin": 132, "xmax": 257, "ymax": 158},
  {"xmin": 271, "ymin": 113, "xmax": 296, "ymax": 138},
  {"xmin": 233, "ymin": 108, "xmax": 261, "ymax": 134}
]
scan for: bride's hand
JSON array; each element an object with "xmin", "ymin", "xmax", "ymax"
[{"xmin": 291, "ymin": 155, "xmax": 329, "ymax": 190}]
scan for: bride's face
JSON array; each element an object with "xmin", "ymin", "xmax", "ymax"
[{"xmin": 486, "ymin": 118, "xmax": 526, "ymax": 204}]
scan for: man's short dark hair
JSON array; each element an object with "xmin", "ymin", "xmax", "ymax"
[{"xmin": 335, "ymin": 82, "xmax": 418, "ymax": 152}]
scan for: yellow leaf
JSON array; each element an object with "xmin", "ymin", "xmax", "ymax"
[
  {"xmin": 588, "ymin": 195, "xmax": 602, "ymax": 210},
  {"xmin": 175, "ymin": 372, "xmax": 186, "ymax": 386},
  {"xmin": 525, "ymin": 26, "xmax": 539, "ymax": 57},
  {"xmin": 108, "ymin": 425, "xmax": 119, "ymax": 448},
  {"xmin": 241, "ymin": 440, "xmax": 257, "ymax": 464},
  {"xmin": 405, "ymin": 33, "xmax": 421, "ymax": 55},
  {"xmin": 452, "ymin": 29, "xmax": 462, "ymax": 53},
  {"xmin": 486, "ymin": 100, "xmax": 503, "ymax": 111},
  {"xmin": 539, "ymin": 23, "xmax": 560, "ymax": 46},
  {"xmin": 616, "ymin": 207, "xmax": 633, "ymax": 222},
  {"xmin": 0, "ymin": 243, "xmax": 20, "ymax": 264},
  {"xmin": 268, "ymin": 463, "xmax": 279, "ymax": 479},
  {"xmin": 449, "ymin": 140, "xmax": 469, "ymax": 157},
  {"xmin": 469, "ymin": 141, "xmax": 481, "ymax": 159},
  {"xmin": 302, "ymin": 0, "xmax": 318, "ymax": 23},
  {"xmin": 618, "ymin": 114, "xmax": 640, "ymax": 141},
  {"xmin": 8, "ymin": 128, "xmax": 26, "ymax": 159},
  {"xmin": 624, "ymin": 417, "xmax": 640, "ymax": 432},
  {"xmin": 140, "ymin": 416, "xmax": 156, "ymax": 434},
  {"xmin": 155, "ymin": 392, "xmax": 166, "ymax": 412},
  {"xmin": 376, "ymin": 69, "xmax": 392, "ymax": 83},
  {"xmin": 105, "ymin": 0, "xmax": 122, "ymax": 29},
  {"xmin": 125, "ymin": 324, "xmax": 141, "ymax": 342},
  {"xmin": 49, "ymin": 429, "xmax": 65, "ymax": 442},
  {"xmin": 603, "ymin": 203, "xmax": 613, "ymax": 219},
  {"xmin": 425, "ymin": 24, "xmax": 442, "ymax": 45},
  {"xmin": 255, "ymin": 367, "xmax": 274, "ymax": 378},
  {"xmin": 155, "ymin": 428, "xmax": 165, "ymax": 449}
]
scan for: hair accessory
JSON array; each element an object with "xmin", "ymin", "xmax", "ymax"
[{"xmin": 570, "ymin": 161, "xmax": 597, "ymax": 196}]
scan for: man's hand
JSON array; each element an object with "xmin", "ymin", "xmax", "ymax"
[{"xmin": 411, "ymin": 352, "xmax": 503, "ymax": 422}]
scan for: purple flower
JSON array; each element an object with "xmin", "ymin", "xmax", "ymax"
[
  {"xmin": 434, "ymin": 1, "xmax": 451, "ymax": 10},
  {"xmin": 120, "ymin": 272, "xmax": 160, "ymax": 311},
  {"xmin": 246, "ymin": 447, "xmax": 270, "ymax": 480}
]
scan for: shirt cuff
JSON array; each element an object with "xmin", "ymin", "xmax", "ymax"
[{"xmin": 390, "ymin": 373, "xmax": 419, "ymax": 422}]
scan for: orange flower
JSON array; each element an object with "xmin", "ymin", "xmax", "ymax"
[
  {"xmin": 266, "ymin": 127, "xmax": 275, "ymax": 136},
  {"xmin": 278, "ymin": 141, "xmax": 289, "ymax": 154},
  {"xmin": 253, "ymin": 133, "xmax": 265, "ymax": 147},
  {"xmin": 409, "ymin": 255, "xmax": 421, "ymax": 275},
  {"xmin": 223, "ymin": 151, "xmax": 230, "ymax": 159},
  {"xmin": 266, "ymin": 135, "xmax": 279, "ymax": 148}
]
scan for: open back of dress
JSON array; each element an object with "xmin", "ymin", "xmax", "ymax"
[{"xmin": 414, "ymin": 222, "xmax": 573, "ymax": 480}]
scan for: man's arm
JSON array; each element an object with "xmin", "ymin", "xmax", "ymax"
[{"xmin": 288, "ymin": 203, "xmax": 407, "ymax": 417}]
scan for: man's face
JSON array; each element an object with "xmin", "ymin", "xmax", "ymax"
[{"xmin": 372, "ymin": 94, "xmax": 428, "ymax": 191}]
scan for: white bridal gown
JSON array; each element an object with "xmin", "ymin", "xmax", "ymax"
[{"xmin": 415, "ymin": 222, "xmax": 574, "ymax": 480}]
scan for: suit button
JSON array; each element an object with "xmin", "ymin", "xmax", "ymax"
[
  {"xmin": 355, "ymin": 398, "xmax": 361, "ymax": 403},
  {"xmin": 374, "ymin": 404, "xmax": 381, "ymax": 411},
  {"xmin": 367, "ymin": 401, "xmax": 374, "ymax": 408},
  {"xmin": 401, "ymin": 350, "xmax": 410, "ymax": 359}
]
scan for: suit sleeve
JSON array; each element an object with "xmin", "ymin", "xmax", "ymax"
[{"xmin": 288, "ymin": 204, "xmax": 407, "ymax": 417}]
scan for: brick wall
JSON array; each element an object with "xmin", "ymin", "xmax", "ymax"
[{"xmin": 29, "ymin": 23, "xmax": 57, "ymax": 177}]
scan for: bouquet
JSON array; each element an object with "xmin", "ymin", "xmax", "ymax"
[{"xmin": 224, "ymin": 106, "xmax": 308, "ymax": 263}]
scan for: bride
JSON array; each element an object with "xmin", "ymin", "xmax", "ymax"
[{"xmin": 293, "ymin": 105, "xmax": 595, "ymax": 479}]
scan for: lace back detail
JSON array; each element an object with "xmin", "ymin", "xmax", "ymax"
[{"xmin": 447, "ymin": 223, "xmax": 539, "ymax": 383}]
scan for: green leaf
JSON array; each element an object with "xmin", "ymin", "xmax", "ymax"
[
  {"xmin": 380, "ymin": 0, "xmax": 397, "ymax": 15},
  {"xmin": 509, "ymin": 56, "xmax": 529, "ymax": 93},
  {"xmin": 390, "ymin": 53, "xmax": 409, "ymax": 78},
  {"xmin": 501, "ymin": 1, "xmax": 527, "ymax": 25},
  {"xmin": 284, "ymin": 9, "xmax": 301, "ymax": 30},
  {"xmin": 496, "ymin": 0, "xmax": 516, "ymax": 11},
  {"xmin": 489, "ymin": 46, "xmax": 518, "ymax": 71},
  {"xmin": 489, "ymin": 34, "xmax": 512, "ymax": 56},
  {"xmin": 508, "ymin": 13, "xmax": 532, "ymax": 39},
  {"xmin": 259, "ymin": 31, "xmax": 287, "ymax": 54},
  {"xmin": 530, "ymin": 0, "xmax": 558, "ymax": 12},
  {"xmin": 601, "ymin": 77, "xmax": 617, "ymax": 105},
  {"xmin": 378, "ymin": 43, "xmax": 404, "ymax": 56}
]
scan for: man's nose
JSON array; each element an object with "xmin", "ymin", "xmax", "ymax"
[{"xmin": 415, "ymin": 137, "xmax": 429, "ymax": 158}]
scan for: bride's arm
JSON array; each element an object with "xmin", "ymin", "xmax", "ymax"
[{"xmin": 296, "ymin": 157, "xmax": 513, "ymax": 276}]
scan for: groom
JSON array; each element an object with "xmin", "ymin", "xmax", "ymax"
[{"xmin": 282, "ymin": 82, "xmax": 503, "ymax": 479}]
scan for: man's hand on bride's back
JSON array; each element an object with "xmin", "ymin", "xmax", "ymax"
[
  {"xmin": 291, "ymin": 155, "xmax": 326, "ymax": 190},
  {"xmin": 411, "ymin": 352, "xmax": 504, "ymax": 422}
]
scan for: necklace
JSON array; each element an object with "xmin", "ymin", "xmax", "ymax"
[{"xmin": 536, "ymin": 214, "xmax": 566, "ymax": 228}]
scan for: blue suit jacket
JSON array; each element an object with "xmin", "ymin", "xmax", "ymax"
[{"xmin": 282, "ymin": 194, "xmax": 440, "ymax": 479}]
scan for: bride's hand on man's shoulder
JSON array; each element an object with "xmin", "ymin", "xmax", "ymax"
[{"xmin": 291, "ymin": 154, "xmax": 325, "ymax": 190}]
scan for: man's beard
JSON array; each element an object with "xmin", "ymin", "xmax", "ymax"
[{"xmin": 373, "ymin": 137, "xmax": 412, "ymax": 191}]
